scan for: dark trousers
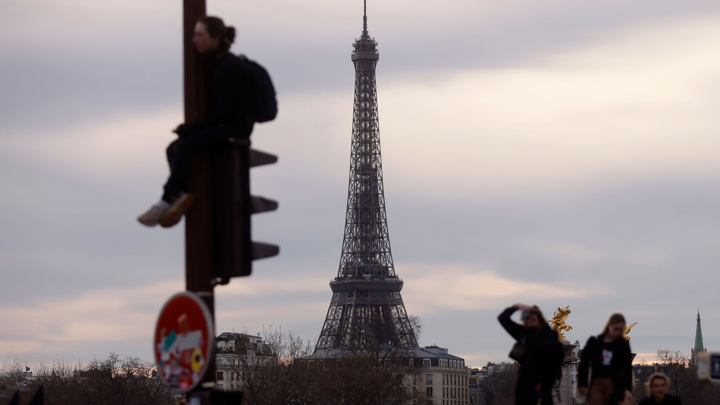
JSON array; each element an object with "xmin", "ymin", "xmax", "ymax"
[
  {"xmin": 162, "ymin": 123, "xmax": 250, "ymax": 202},
  {"xmin": 516, "ymin": 378, "xmax": 553, "ymax": 405}
]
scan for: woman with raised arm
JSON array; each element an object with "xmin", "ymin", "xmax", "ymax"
[{"xmin": 498, "ymin": 303, "xmax": 564, "ymax": 404}]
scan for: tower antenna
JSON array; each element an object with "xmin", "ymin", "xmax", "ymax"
[{"xmin": 363, "ymin": 0, "xmax": 368, "ymax": 35}]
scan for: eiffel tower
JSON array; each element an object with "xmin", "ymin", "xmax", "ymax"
[{"xmin": 313, "ymin": 1, "xmax": 418, "ymax": 355}]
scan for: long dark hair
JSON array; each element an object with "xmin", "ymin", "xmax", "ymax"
[
  {"xmin": 600, "ymin": 313, "xmax": 626, "ymax": 337},
  {"xmin": 198, "ymin": 16, "xmax": 236, "ymax": 52}
]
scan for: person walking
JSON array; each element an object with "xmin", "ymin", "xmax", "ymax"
[
  {"xmin": 638, "ymin": 373, "xmax": 682, "ymax": 405},
  {"xmin": 577, "ymin": 313, "xmax": 633, "ymax": 405},
  {"xmin": 138, "ymin": 16, "xmax": 254, "ymax": 227},
  {"xmin": 498, "ymin": 303, "xmax": 564, "ymax": 405}
]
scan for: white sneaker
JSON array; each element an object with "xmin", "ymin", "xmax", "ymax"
[
  {"xmin": 137, "ymin": 204, "xmax": 167, "ymax": 227},
  {"xmin": 159, "ymin": 193, "xmax": 195, "ymax": 228}
]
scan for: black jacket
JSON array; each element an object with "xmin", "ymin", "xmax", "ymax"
[
  {"xmin": 498, "ymin": 306, "xmax": 563, "ymax": 384},
  {"xmin": 578, "ymin": 335, "xmax": 632, "ymax": 390},
  {"xmin": 638, "ymin": 394, "xmax": 682, "ymax": 405},
  {"xmin": 177, "ymin": 50, "xmax": 253, "ymax": 136}
]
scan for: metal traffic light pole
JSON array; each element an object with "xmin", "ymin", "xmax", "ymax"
[{"xmin": 182, "ymin": 0, "xmax": 217, "ymax": 392}]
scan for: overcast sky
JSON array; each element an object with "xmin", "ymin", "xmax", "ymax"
[{"xmin": 2, "ymin": 0, "xmax": 720, "ymax": 370}]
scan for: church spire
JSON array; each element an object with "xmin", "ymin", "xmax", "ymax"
[
  {"xmin": 691, "ymin": 310, "xmax": 706, "ymax": 366},
  {"xmin": 694, "ymin": 310, "xmax": 705, "ymax": 353}
]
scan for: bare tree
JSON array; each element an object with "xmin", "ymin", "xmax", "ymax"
[
  {"xmin": 1, "ymin": 359, "xmax": 28, "ymax": 403},
  {"xmin": 2, "ymin": 354, "xmax": 174, "ymax": 405},
  {"xmin": 648, "ymin": 349, "xmax": 720, "ymax": 404},
  {"xmin": 306, "ymin": 313, "xmax": 425, "ymax": 405},
  {"xmin": 216, "ymin": 320, "xmax": 426, "ymax": 405},
  {"xmin": 655, "ymin": 349, "xmax": 689, "ymax": 398},
  {"xmin": 216, "ymin": 328, "xmax": 316, "ymax": 405},
  {"xmin": 479, "ymin": 363, "xmax": 517, "ymax": 405}
]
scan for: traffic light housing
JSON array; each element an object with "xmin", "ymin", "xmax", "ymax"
[
  {"xmin": 212, "ymin": 138, "xmax": 278, "ymax": 284},
  {"xmin": 696, "ymin": 351, "xmax": 720, "ymax": 382},
  {"xmin": 712, "ymin": 353, "xmax": 720, "ymax": 381}
]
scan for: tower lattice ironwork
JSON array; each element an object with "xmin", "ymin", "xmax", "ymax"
[{"xmin": 314, "ymin": 2, "xmax": 418, "ymax": 355}]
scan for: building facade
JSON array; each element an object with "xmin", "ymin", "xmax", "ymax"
[
  {"xmin": 555, "ymin": 341, "xmax": 580, "ymax": 405},
  {"xmin": 412, "ymin": 346, "xmax": 470, "ymax": 405},
  {"xmin": 215, "ymin": 332, "xmax": 275, "ymax": 392}
]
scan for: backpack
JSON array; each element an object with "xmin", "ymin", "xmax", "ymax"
[{"xmin": 238, "ymin": 55, "xmax": 278, "ymax": 123}]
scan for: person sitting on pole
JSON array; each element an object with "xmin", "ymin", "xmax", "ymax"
[{"xmin": 138, "ymin": 16, "xmax": 253, "ymax": 227}]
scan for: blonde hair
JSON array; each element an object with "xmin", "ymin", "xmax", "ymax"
[{"xmin": 645, "ymin": 372, "xmax": 670, "ymax": 395}]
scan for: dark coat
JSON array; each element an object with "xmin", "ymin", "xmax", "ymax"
[
  {"xmin": 638, "ymin": 394, "xmax": 682, "ymax": 405},
  {"xmin": 498, "ymin": 306, "xmax": 564, "ymax": 384},
  {"xmin": 577, "ymin": 334, "xmax": 633, "ymax": 391},
  {"xmin": 176, "ymin": 50, "xmax": 253, "ymax": 136}
]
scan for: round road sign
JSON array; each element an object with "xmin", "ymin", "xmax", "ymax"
[{"xmin": 154, "ymin": 291, "xmax": 214, "ymax": 392}]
